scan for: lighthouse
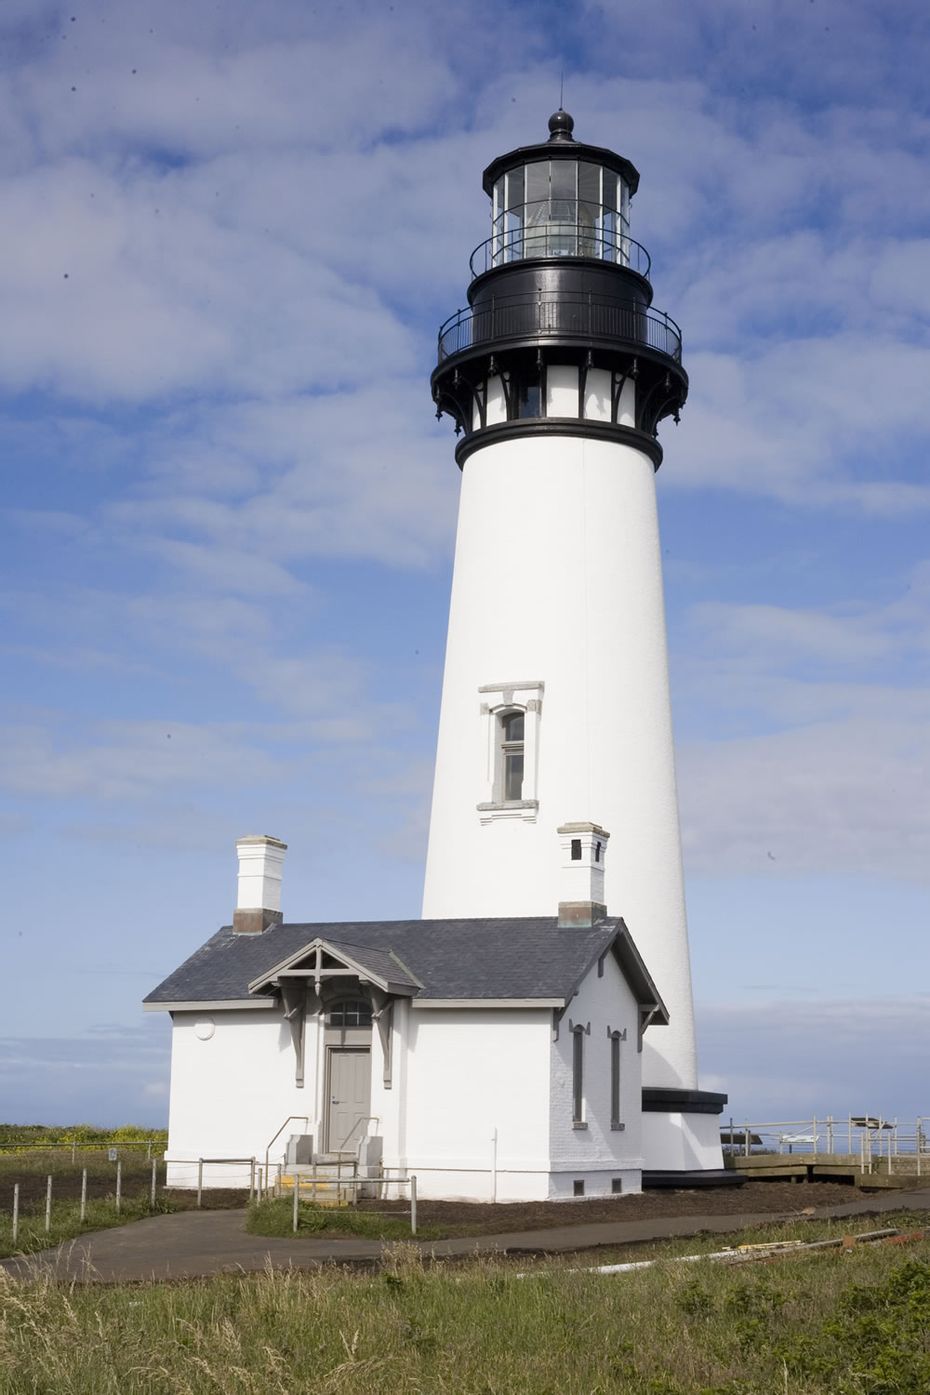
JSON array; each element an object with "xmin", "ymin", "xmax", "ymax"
[{"xmin": 424, "ymin": 111, "xmax": 725, "ymax": 1175}]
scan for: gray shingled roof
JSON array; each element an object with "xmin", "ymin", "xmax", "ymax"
[{"xmin": 144, "ymin": 916, "xmax": 667, "ymax": 1017}]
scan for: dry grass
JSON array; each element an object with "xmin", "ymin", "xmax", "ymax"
[{"xmin": 1, "ymin": 1231, "xmax": 929, "ymax": 1393}]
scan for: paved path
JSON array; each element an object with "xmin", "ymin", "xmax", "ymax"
[{"xmin": 4, "ymin": 1188, "xmax": 930, "ymax": 1284}]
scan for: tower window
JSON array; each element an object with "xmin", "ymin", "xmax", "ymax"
[
  {"xmin": 571, "ymin": 838, "xmax": 582, "ymax": 860},
  {"xmin": 476, "ymin": 680, "xmax": 543, "ymax": 824},
  {"xmin": 499, "ymin": 709, "xmax": 525, "ymax": 801},
  {"xmin": 513, "ymin": 377, "xmax": 542, "ymax": 419}
]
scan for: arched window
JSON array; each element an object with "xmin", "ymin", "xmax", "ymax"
[
  {"xmin": 572, "ymin": 1024, "xmax": 585, "ymax": 1125},
  {"xmin": 498, "ymin": 709, "xmax": 525, "ymax": 801},
  {"xmin": 477, "ymin": 680, "xmax": 543, "ymax": 824}
]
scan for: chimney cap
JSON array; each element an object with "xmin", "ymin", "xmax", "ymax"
[
  {"xmin": 557, "ymin": 821, "xmax": 609, "ymax": 838},
  {"xmin": 236, "ymin": 834, "xmax": 288, "ymax": 850}
]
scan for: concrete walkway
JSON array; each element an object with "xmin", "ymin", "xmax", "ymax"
[{"xmin": 4, "ymin": 1188, "xmax": 930, "ymax": 1284}]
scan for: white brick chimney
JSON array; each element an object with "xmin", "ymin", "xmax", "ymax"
[
  {"xmin": 233, "ymin": 835, "xmax": 287, "ymax": 934},
  {"xmin": 557, "ymin": 822, "xmax": 609, "ymax": 927}
]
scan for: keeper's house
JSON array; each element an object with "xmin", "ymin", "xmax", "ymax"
[{"xmin": 144, "ymin": 830, "xmax": 668, "ymax": 1200}]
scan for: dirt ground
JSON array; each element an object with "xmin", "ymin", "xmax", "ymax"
[{"xmin": 355, "ymin": 1179, "xmax": 871, "ymax": 1236}]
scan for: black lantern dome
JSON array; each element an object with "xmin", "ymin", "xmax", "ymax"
[{"xmin": 431, "ymin": 113, "xmax": 688, "ymax": 469}]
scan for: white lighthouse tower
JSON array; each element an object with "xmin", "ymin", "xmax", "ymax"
[{"xmin": 424, "ymin": 111, "xmax": 724, "ymax": 1176}]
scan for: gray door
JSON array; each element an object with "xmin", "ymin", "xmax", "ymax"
[{"xmin": 327, "ymin": 1048, "xmax": 371, "ymax": 1152}]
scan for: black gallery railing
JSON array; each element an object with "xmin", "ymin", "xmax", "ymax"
[
  {"xmin": 437, "ymin": 294, "xmax": 683, "ymax": 364},
  {"xmin": 470, "ymin": 222, "xmax": 652, "ymax": 279}
]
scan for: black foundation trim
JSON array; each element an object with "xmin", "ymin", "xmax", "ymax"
[
  {"xmin": 643, "ymin": 1169, "xmax": 744, "ymax": 1189},
  {"xmin": 642, "ymin": 1087, "xmax": 728, "ymax": 1115},
  {"xmin": 455, "ymin": 419, "xmax": 663, "ymax": 470}
]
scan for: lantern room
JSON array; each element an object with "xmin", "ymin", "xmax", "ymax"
[{"xmin": 473, "ymin": 110, "xmax": 646, "ymax": 278}]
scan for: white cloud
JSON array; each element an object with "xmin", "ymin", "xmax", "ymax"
[
  {"xmin": 677, "ymin": 567, "xmax": 930, "ymax": 880},
  {"xmin": 0, "ymin": 719, "xmax": 284, "ymax": 800},
  {"xmin": 680, "ymin": 709, "xmax": 930, "ymax": 881},
  {"xmin": 698, "ymin": 996, "xmax": 930, "ymax": 1120}
]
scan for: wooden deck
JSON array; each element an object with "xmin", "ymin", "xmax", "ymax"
[{"xmin": 726, "ymin": 1153, "xmax": 927, "ymax": 1189}]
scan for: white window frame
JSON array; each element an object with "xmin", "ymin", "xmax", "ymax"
[
  {"xmin": 476, "ymin": 679, "xmax": 543, "ymax": 824},
  {"xmin": 570, "ymin": 1020, "xmax": 588, "ymax": 1128}
]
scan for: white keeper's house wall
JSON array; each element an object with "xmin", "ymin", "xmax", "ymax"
[
  {"xmin": 397, "ymin": 1005, "xmax": 552, "ymax": 1201},
  {"xmin": 422, "ymin": 432, "xmax": 697, "ymax": 1097},
  {"xmin": 165, "ymin": 1008, "xmax": 311, "ymax": 1188},
  {"xmin": 167, "ymin": 1007, "xmax": 405, "ymax": 1190},
  {"xmin": 548, "ymin": 946, "xmax": 645, "ymax": 1198}
]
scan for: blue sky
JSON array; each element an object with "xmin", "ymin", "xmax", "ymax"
[{"xmin": 1, "ymin": 0, "xmax": 928, "ymax": 1128}]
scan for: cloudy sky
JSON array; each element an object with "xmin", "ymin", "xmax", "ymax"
[{"xmin": 1, "ymin": 0, "xmax": 928, "ymax": 1130}]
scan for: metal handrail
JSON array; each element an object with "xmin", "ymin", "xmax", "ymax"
[
  {"xmin": 471, "ymin": 206, "xmax": 651, "ymax": 279},
  {"xmin": 264, "ymin": 1114, "xmax": 309, "ymax": 1178},
  {"xmin": 437, "ymin": 293, "xmax": 682, "ymax": 364}
]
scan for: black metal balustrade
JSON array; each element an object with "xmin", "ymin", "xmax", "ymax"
[
  {"xmin": 437, "ymin": 293, "xmax": 683, "ymax": 364},
  {"xmin": 470, "ymin": 208, "xmax": 652, "ymax": 279}
]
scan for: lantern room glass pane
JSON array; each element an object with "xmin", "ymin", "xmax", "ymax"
[
  {"xmin": 488, "ymin": 157, "xmax": 632, "ymax": 268},
  {"xmin": 503, "ymin": 168, "xmax": 524, "ymax": 263},
  {"xmin": 492, "ymin": 177, "xmax": 504, "ymax": 263},
  {"xmin": 549, "ymin": 160, "xmax": 576, "ymax": 255},
  {"xmin": 618, "ymin": 179, "xmax": 631, "ymax": 264},
  {"xmin": 550, "ymin": 159, "xmax": 575, "ymax": 202},
  {"xmin": 523, "ymin": 162, "xmax": 549, "ymax": 257},
  {"xmin": 505, "ymin": 167, "xmax": 524, "ymax": 209},
  {"xmin": 524, "ymin": 160, "xmax": 548, "ymax": 207},
  {"xmin": 578, "ymin": 162, "xmax": 601, "ymax": 257}
]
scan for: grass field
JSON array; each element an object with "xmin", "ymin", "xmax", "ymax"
[
  {"xmin": 246, "ymin": 1197, "xmax": 441, "ymax": 1240},
  {"xmin": 1, "ymin": 1235, "xmax": 929, "ymax": 1393}
]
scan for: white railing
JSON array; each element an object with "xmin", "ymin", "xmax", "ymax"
[
  {"xmin": 163, "ymin": 1156, "xmax": 259, "ymax": 1198},
  {"xmin": 286, "ymin": 1170, "xmax": 419, "ymax": 1235},
  {"xmin": 722, "ymin": 1115, "xmax": 928, "ymax": 1170}
]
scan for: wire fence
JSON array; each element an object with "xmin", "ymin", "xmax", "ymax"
[
  {"xmin": 3, "ymin": 1152, "xmax": 421, "ymax": 1244},
  {"xmin": 0, "ymin": 1138, "xmax": 164, "ymax": 1160}
]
